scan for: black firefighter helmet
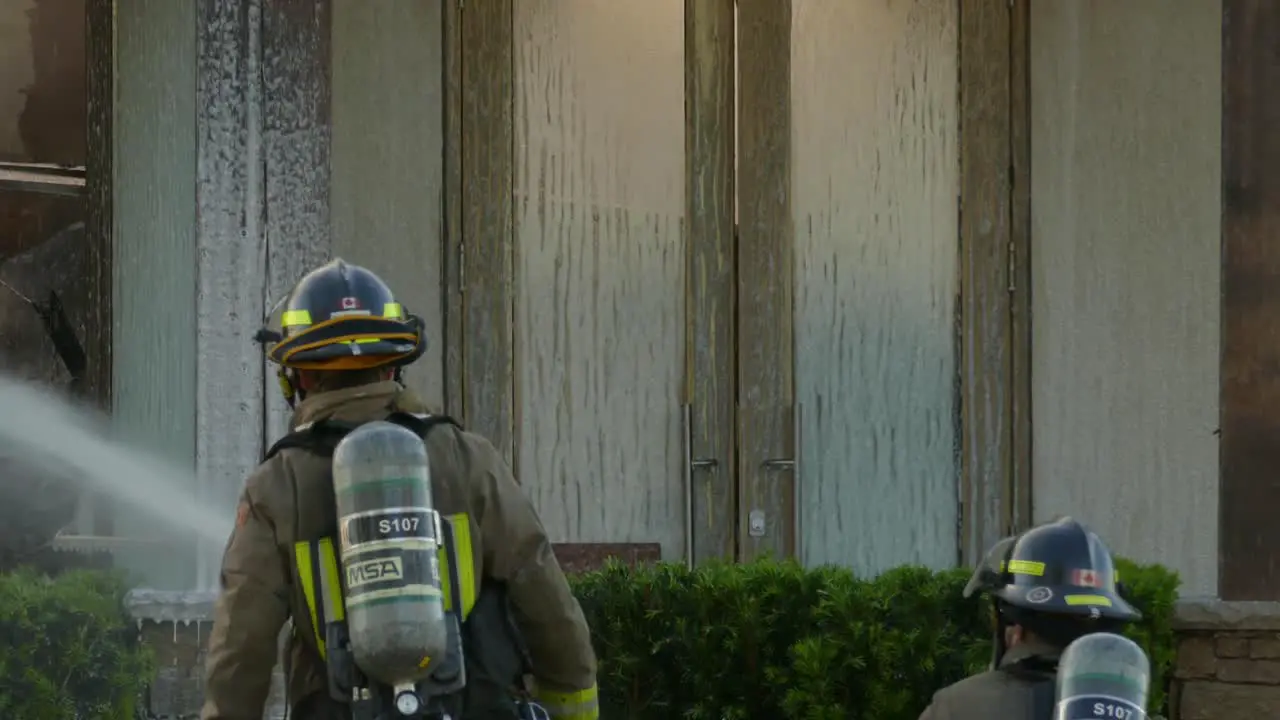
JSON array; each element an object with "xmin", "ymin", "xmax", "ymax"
[
  {"xmin": 965, "ymin": 517, "xmax": 1141, "ymax": 624},
  {"xmin": 255, "ymin": 259, "xmax": 426, "ymax": 402}
]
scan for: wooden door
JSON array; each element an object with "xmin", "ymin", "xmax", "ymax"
[{"xmin": 459, "ymin": 0, "xmax": 691, "ymax": 566}]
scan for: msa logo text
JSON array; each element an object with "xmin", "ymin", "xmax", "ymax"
[{"xmin": 346, "ymin": 557, "xmax": 403, "ymax": 589}]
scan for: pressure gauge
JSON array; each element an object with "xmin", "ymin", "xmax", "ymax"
[{"xmin": 394, "ymin": 690, "xmax": 421, "ymax": 716}]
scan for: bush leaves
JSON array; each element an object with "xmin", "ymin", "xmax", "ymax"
[
  {"xmin": 571, "ymin": 558, "xmax": 1179, "ymax": 720},
  {"xmin": 0, "ymin": 568, "xmax": 152, "ymax": 719}
]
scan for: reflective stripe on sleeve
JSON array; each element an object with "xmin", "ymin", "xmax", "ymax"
[{"xmin": 536, "ymin": 684, "xmax": 599, "ymax": 720}]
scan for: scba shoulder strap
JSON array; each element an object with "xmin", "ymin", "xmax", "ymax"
[
  {"xmin": 263, "ymin": 411, "xmax": 462, "ymax": 462},
  {"xmin": 1000, "ymin": 657, "xmax": 1057, "ymax": 720}
]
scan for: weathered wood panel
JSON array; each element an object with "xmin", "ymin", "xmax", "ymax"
[
  {"xmin": 685, "ymin": 0, "xmax": 736, "ymax": 564},
  {"xmin": 261, "ymin": 0, "xmax": 332, "ymax": 443},
  {"xmin": 461, "ymin": 0, "xmax": 515, "ymax": 460},
  {"xmin": 442, "ymin": 0, "xmax": 464, "ymax": 419},
  {"xmin": 513, "ymin": 0, "xmax": 687, "ymax": 560},
  {"xmin": 737, "ymin": 0, "xmax": 794, "ymax": 562},
  {"xmin": 330, "ymin": 0, "xmax": 444, "ymax": 408},
  {"xmin": 1029, "ymin": 0, "xmax": 1221, "ymax": 597},
  {"xmin": 958, "ymin": 0, "xmax": 1013, "ymax": 567},
  {"xmin": 1009, "ymin": 0, "xmax": 1033, "ymax": 539},
  {"xmin": 792, "ymin": 0, "xmax": 959, "ymax": 573},
  {"xmin": 113, "ymin": 0, "xmax": 198, "ymax": 590},
  {"xmin": 1221, "ymin": 0, "xmax": 1280, "ymax": 601},
  {"xmin": 195, "ymin": 0, "xmax": 264, "ymax": 593}
]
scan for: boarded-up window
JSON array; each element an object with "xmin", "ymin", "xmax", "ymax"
[{"xmin": 0, "ymin": 0, "xmax": 95, "ymax": 571}]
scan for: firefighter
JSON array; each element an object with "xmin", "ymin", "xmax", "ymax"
[
  {"xmin": 917, "ymin": 517, "xmax": 1142, "ymax": 720},
  {"xmin": 200, "ymin": 259, "xmax": 598, "ymax": 720}
]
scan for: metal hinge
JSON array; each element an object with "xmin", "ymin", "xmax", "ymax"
[
  {"xmin": 1007, "ymin": 240, "xmax": 1017, "ymax": 294},
  {"xmin": 459, "ymin": 241, "xmax": 466, "ymax": 290}
]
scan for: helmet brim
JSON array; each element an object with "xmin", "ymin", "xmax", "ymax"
[
  {"xmin": 993, "ymin": 584, "xmax": 1142, "ymax": 623},
  {"xmin": 266, "ymin": 315, "xmax": 423, "ymax": 369}
]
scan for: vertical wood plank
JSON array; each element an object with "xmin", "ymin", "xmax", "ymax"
[
  {"xmin": 84, "ymin": 0, "xmax": 113, "ymax": 536},
  {"xmin": 195, "ymin": 0, "xmax": 265, "ymax": 591},
  {"xmin": 461, "ymin": 0, "xmax": 515, "ymax": 465},
  {"xmin": 261, "ymin": 0, "xmax": 332, "ymax": 442},
  {"xmin": 1221, "ymin": 0, "xmax": 1280, "ymax": 601},
  {"xmin": 737, "ymin": 0, "xmax": 794, "ymax": 561},
  {"xmin": 958, "ymin": 0, "xmax": 1013, "ymax": 565},
  {"xmin": 685, "ymin": 0, "xmax": 736, "ymax": 564},
  {"xmin": 443, "ymin": 0, "xmax": 464, "ymax": 419},
  {"xmin": 85, "ymin": 0, "xmax": 112, "ymax": 414},
  {"xmin": 1008, "ymin": 0, "xmax": 1033, "ymax": 536}
]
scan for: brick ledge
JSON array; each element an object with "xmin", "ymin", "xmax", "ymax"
[{"xmin": 1174, "ymin": 599, "xmax": 1280, "ymax": 631}]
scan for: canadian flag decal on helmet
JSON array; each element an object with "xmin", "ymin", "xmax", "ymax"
[
  {"xmin": 1071, "ymin": 569, "xmax": 1103, "ymax": 588},
  {"xmin": 340, "ymin": 296, "xmax": 359, "ymax": 310}
]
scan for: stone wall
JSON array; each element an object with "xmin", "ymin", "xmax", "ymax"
[
  {"xmin": 130, "ymin": 591, "xmax": 287, "ymax": 720},
  {"xmin": 1172, "ymin": 600, "xmax": 1280, "ymax": 719}
]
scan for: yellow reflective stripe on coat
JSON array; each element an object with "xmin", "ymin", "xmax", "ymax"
[
  {"xmin": 437, "ymin": 513, "xmax": 477, "ymax": 617},
  {"xmin": 293, "ymin": 536, "xmax": 344, "ymax": 660},
  {"xmin": 536, "ymin": 684, "xmax": 599, "ymax": 720},
  {"xmin": 294, "ymin": 513, "xmax": 476, "ymax": 658}
]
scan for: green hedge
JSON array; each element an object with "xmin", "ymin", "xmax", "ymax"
[
  {"xmin": 0, "ymin": 560, "xmax": 1177, "ymax": 720},
  {"xmin": 571, "ymin": 558, "xmax": 1179, "ymax": 720},
  {"xmin": 0, "ymin": 568, "xmax": 152, "ymax": 719}
]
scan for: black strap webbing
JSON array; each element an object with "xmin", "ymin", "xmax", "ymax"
[
  {"xmin": 264, "ymin": 412, "xmax": 461, "ymax": 462},
  {"xmin": 1001, "ymin": 658, "xmax": 1057, "ymax": 719}
]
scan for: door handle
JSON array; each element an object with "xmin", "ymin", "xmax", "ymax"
[{"xmin": 683, "ymin": 404, "xmax": 719, "ymax": 568}]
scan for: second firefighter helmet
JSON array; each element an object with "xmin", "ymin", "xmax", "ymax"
[
  {"xmin": 257, "ymin": 259, "xmax": 426, "ymax": 371},
  {"xmin": 964, "ymin": 516, "xmax": 1141, "ymax": 623}
]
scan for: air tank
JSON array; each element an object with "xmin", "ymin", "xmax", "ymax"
[
  {"xmin": 332, "ymin": 420, "xmax": 449, "ymax": 687},
  {"xmin": 1054, "ymin": 632, "xmax": 1150, "ymax": 720}
]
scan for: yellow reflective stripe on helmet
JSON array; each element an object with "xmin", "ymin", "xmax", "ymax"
[
  {"xmin": 536, "ymin": 684, "xmax": 599, "ymax": 720},
  {"xmin": 281, "ymin": 309, "xmax": 312, "ymax": 327},
  {"xmin": 1065, "ymin": 594, "xmax": 1113, "ymax": 607},
  {"xmin": 293, "ymin": 537, "xmax": 345, "ymax": 659},
  {"xmin": 283, "ymin": 305, "xmax": 398, "ymax": 326},
  {"xmin": 438, "ymin": 513, "xmax": 477, "ymax": 619},
  {"xmin": 1004, "ymin": 559, "xmax": 1045, "ymax": 577}
]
